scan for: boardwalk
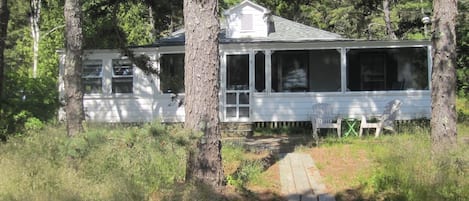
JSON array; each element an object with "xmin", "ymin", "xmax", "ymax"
[
  {"xmin": 279, "ymin": 153, "xmax": 335, "ymax": 201},
  {"xmin": 226, "ymin": 136, "xmax": 336, "ymax": 201}
]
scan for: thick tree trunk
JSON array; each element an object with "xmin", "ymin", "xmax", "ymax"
[
  {"xmin": 431, "ymin": 0, "xmax": 458, "ymax": 152},
  {"xmin": 383, "ymin": 0, "xmax": 397, "ymax": 40},
  {"xmin": 183, "ymin": 0, "xmax": 223, "ymax": 189},
  {"xmin": 0, "ymin": 0, "xmax": 8, "ymax": 98},
  {"xmin": 64, "ymin": 0, "xmax": 84, "ymax": 137},
  {"xmin": 30, "ymin": 0, "xmax": 41, "ymax": 78}
]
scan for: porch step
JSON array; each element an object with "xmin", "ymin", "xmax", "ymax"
[{"xmin": 221, "ymin": 123, "xmax": 253, "ymax": 137}]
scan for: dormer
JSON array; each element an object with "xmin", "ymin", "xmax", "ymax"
[{"xmin": 223, "ymin": 0, "xmax": 271, "ymax": 38}]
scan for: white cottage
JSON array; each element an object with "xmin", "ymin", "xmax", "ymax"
[{"xmin": 59, "ymin": 0, "xmax": 432, "ymax": 124}]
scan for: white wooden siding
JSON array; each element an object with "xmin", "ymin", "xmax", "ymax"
[
  {"xmin": 225, "ymin": 3, "xmax": 269, "ymax": 38},
  {"xmin": 59, "ymin": 41, "xmax": 432, "ymax": 123},
  {"xmin": 249, "ymin": 91, "xmax": 430, "ymax": 122},
  {"xmin": 83, "ymin": 95, "xmax": 185, "ymax": 123}
]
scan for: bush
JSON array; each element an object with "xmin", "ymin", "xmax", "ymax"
[{"xmin": 0, "ymin": 75, "xmax": 59, "ymax": 139}]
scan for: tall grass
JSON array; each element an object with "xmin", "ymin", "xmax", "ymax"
[
  {"xmin": 365, "ymin": 128, "xmax": 469, "ymax": 201},
  {"xmin": 0, "ymin": 123, "xmax": 190, "ymax": 201},
  {"xmin": 223, "ymin": 143, "xmax": 267, "ymax": 189}
]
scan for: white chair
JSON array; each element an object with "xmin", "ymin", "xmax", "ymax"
[
  {"xmin": 359, "ymin": 99, "xmax": 402, "ymax": 137},
  {"xmin": 311, "ymin": 103, "xmax": 342, "ymax": 138}
]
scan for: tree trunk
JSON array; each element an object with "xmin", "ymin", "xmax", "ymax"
[
  {"xmin": 183, "ymin": 0, "xmax": 224, "ymax": 189},
  {"xmin": 431, "ymin": 0, "xmax": 458, "ymax": 152},
  {"xmin": 0, "ymin": 0, "xmax": 8, "ymax": 98},
  {"xmin": 30, "ymin": 0, "xmax": 41, "ymax": 78},
  {"xmin": 64, "ymin": 0, "xmax": 84, "ymax": 137},
  {"xmin": 383, "ymin": 0, "xmax": 397, "ymax": 40}
]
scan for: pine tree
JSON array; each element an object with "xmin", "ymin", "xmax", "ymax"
[
  {"xmin": 183, "ymin": 0, "xmax": 224, "ymax": 188},
  {"xmin": 64, "ymin": 0, "xmax": 84, "ymax": 136}
]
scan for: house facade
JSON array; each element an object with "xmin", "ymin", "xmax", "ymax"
[{"xmin": 59, "ymin": 0, "xmax": 432, "ymax": 123}]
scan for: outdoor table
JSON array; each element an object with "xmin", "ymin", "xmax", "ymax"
[{"xmin": 343, "ymin": 118, "xmax": 359, "ymax": 137}]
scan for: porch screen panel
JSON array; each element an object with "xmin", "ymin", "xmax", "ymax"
[
  {"xmin": 309, "ymin": 49, "xmax": 341, "ymax": 92},
  {"xmin": 271, "ymin": 50, "xmax": 341, "ymax": 92},
  {"xmin": 347, "ymin": 47, "xmax": 428, "ymax": 91},
  {"xmin": 227, "ymin": 55, "xmax": 249, "ymax": 90},
  {"xmin": 255, "ymin": 51, "xmax": 265, "ymax": 92},
  {"xmin": 160, "ymin": 54, "xmax": 185, "ymax": 93}
]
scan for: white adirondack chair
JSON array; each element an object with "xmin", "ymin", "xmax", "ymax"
[
  {"xmin": 311, "ymin": 103, "xmax": 342, "ymax": 138},
  {"xmin": 359, "ymin": 99, "xmax": 402, "ymax": 137}
]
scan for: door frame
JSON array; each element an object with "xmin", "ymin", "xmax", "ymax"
[{"xmin": 221, "ymin": 51, "xmax": 254, "ymax": 122}]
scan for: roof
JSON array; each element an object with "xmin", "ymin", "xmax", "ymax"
[{"xmin": 156, "ymin": 15, "xmax": 345, "ymax": 46}]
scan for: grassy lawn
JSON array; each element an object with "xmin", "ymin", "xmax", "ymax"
[
  {"xmin": 303, "ymin": 123, "xmax": 469, "ymax": 201},
  {"xmin": 0, "ymin": 120, "xmax": 468, "ymax": 201}
]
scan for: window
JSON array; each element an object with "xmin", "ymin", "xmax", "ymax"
[
  {"xmin": 160, "ymin": 54, "xmax": 185, "ymax": 93},
  {"xmin": 347, "ymin": 47, "xmax": 428, "ymax": 91},
  {"xmin": 271, "ymin": 50, "xmax": 341, "ymax": 92},
  {"xmin": 82, "ymin": 60, "xmax": 103, "ymax": 94},
  {"xmin": 112, "ymin": 59, "xmax": 133, "ymax": 93}
]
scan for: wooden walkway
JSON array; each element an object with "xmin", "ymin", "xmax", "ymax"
[{"xmin": 279, "ymin": 153, "xmax": 335, "ymax": 201}]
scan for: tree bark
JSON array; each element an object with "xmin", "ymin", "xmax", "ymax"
[
  {"xmin": 64, "ymin": 0, "xmax": 84, "ymax": 137},
  {"xmin": 0, "ymin": 0, "xmax": 8, "ymax": 98},
  {"xmin": 183, "ymin": 0, "xmax": 224, "ymax": 189},
  {"xmin": 431, "ymin": 0, "xmax": 458, "ymax": 152},
  {"xmin": 30, "ymin": 0, "xmax": 41, "ymax": 78},
  {"xmin": 383, "ymin": 0, "xmax": 397, "ymax": 40}
]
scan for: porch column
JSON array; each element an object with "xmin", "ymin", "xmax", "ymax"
[
  {"xmin": 427, "ymin": 45, "xmax": 432, "ymax": 90},
  {"xmin": 219, "ymin": 53, "xmax": 226, "ymax": 122},
  {"xmin": 340, "ymin": 48, "xmax": 347, "ymax": 93},
  {"xmin": 265, "ymin": 50, "xmax": 272, "ymax": 95},
  {"xmin": 103, "ymin": 58, "xmax": 113, "ymax": 94}
]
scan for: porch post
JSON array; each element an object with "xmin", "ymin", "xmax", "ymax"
[
  {"xmin": 340, "ymin": 48, "xmax": 347, "ymax": 93},
  {"xmin": 265, "ymin": 50, "xmax": 272, "ymax": 95},
  {"xmin": 427, "ymin": 45, "xmax": 432, "ymax": 90},
  {"xmin": 103, "ymin": 58, "xmax": 113, "ymax": 94},
  {"xmin": 219, "ymin": 53, "xmax": 226, "ymax": 122}
]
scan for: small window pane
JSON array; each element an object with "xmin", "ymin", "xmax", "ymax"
[
  {"xmin": 83, "ymin": 78, "xmax": 102, "ymax": 93},
  {"xmin": 226, "ymin": 107, "xmax": 237, "ymax": 118},
  {"xmin": 226, "ymin": 93, "xmax": 237, "ymax": 104},
  {"xmin": 239, "ymin": 107, "xmax": 249, "ymax": 118},
  {"xmin": 239, "ymin": 92, "xmax": 249, "ymax": 104}
]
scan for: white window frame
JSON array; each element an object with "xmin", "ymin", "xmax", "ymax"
[
  {"xmin": 111, "ymin": 59, "xmax": 134, "ymax": 94},
  {"xmin": 82, "ymin": 59, "xmax": 103, "ymax": 94}
]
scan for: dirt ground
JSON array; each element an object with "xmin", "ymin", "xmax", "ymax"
[
  {"xmin": 223, "ymin": 136, "xmax": 376, "ymax": 201},
  {"xmin": 307, "ymin": 145, "xmax": 374, "ymax": 201}
]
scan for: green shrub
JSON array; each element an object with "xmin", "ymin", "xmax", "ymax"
[
  {"xmin": 0, "ymin": 75, "xmax": 59, "ymax": 139},
  {"xmin": 227, "ymin": 159, "xmax": 265, "ymax": 188}
]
